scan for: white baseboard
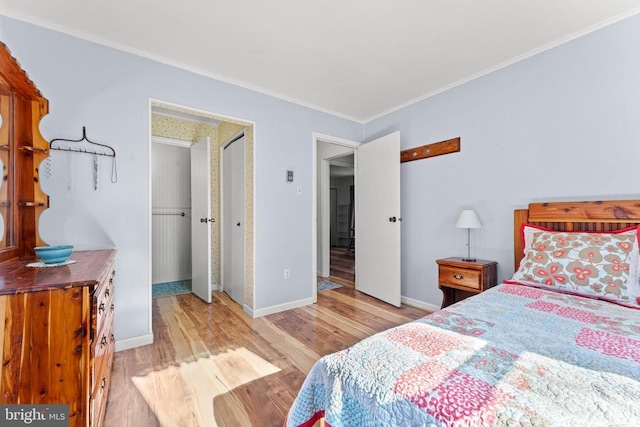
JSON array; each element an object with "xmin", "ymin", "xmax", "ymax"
[
  {"xmin": 243, "ymin": 304, "xmax": 254, "ymax": 317},
  {"xmin": 115, "ymin": 333, "xmax": 154, "ymax": 352},
  {"xmin": 246, "ymin": 297, "xmax": 315, "ymax": 318},
  {"xmin": 401, "ymin": 296, "xmax": 440, "ymax": 313}
]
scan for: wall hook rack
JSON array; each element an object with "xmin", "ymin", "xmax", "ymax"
[
  {"xmin": 50, "ymin": 126, "xmax": 116, "ymax": 157},
  {"xmin": 49, "ymin": 126, "xmax": 118, "ymax": 186}
]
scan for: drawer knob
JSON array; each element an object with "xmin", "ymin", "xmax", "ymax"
[
  {"xmin": 453, "ymin": 273, "xmax": 464, "ymax": 280},
  {"xmin": 101, "ymin": 336, "xmax": 107, "ymax": 346},
  {"xmin": 110, "ymin": 303, "xmax": 115, "ymax": 312},
  {"xmin": 98, "ymin": 302, "xmax": 105, "ymax": 313},
  {"xmin": 104, "ymin": 288, "xmax": 110, "ymax": 298},
  {"xmin": 101, "ymin": 377, "xmax": 106, "ymax": 390},
  {"xmin": 110, "ymin": 333, "xmax": 115, "ymax": 343}
]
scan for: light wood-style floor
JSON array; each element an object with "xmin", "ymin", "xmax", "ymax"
[
  {"xmin": 104, "ymin": 286, "xmax": 428, "ymax": 426},
  {"xmin": 329, "ymin": 246, "xmax": 355, "ymax": 286}
]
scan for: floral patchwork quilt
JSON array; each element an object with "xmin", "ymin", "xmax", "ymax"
[{"xmin": 286, "ymin": 283, "xmax": 640, "ymax": 426}]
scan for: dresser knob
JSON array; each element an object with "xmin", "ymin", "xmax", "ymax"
[
  {"xmin": 101, "ymin": 377, "xmax": 106, "ymax": 390},
  {"xmin": 453, "ymin": 273, "xmax": 464, "ymax": 280},
  {"xmin": 110, "ymin": 303, "xmax": 115, "ymax": 312},
  {"xmin": 101, "ymin": 336, "xmax": 107, "ymax": 346},
  {"xmin": 104, "ymin": 288, "xmax": 110, "ymax": 298},
  {"xmin": 98, "ymin": 302, "xmax": 105, "ymax": 313}
]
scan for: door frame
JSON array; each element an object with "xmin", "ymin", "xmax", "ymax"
[
  {"xmin": 219, "ymin": 129, "xmax": 245, "ymax": 299},
  {"xmin": 148, "ymin": 98, "xmax": 257, "ymax": 341},
  {"xmin": 312, "ymin": 133, "xmax": 361, "ymax": 303}
]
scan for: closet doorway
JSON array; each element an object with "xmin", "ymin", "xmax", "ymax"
[{"xmin": 149, "ymin": 100, "xmax": 255, "ymax": 313}]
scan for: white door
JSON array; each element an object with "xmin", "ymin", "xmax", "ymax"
[
  {"xmin": 190, "ymin": 137, "xmax": 212, "ymax": 303},
  {"xmin": 222, "ymin": 135, "xmax": 245, "ymax": 306},
  {"xmin": 355, "ymin": 131, "xmax": 401, "ymax": 306}
]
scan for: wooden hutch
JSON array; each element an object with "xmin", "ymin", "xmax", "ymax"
[{"xmin": 0, "ymin": 42, "xmax": 116, "ymax": 427}]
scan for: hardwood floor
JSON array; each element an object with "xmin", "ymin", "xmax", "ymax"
[
  {"xmin": 329, "ymin": 246, "xmax": 355, "ymax": 286},
  {"xmin": 105, "ymin": 287, "xmax": 428, "ymax": 426}
]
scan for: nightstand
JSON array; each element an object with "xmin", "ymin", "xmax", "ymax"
[{"xmin": 436, "ymin": 257, "xmax": 498, "ymax": 308}]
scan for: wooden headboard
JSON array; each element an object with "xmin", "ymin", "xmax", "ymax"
[{"xmin": 514, "ymin": 199, "xmax": 640, "ymax": 270}]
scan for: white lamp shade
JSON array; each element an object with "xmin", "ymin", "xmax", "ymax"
[{"xmin": 455, "ymin": 209, "xmax": 482, "ymax": 229}]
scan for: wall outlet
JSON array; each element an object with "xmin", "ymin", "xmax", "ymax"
[{"xmin": 284, "ymin": 269, "xmax": 291, "ymax": 280}]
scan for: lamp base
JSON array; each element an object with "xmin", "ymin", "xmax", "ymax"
[{"xmin": 462, "ymin": 258, "xmax": 476, "ymax": 262}]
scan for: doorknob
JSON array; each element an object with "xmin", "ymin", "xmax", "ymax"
[
  {"xmin": 200, "ymin": 218, "xmax": 215, "ymax": 223},
  {"xmin": 236, "ymin": 222, "xmax": 241, "ymax": 227},
  {"xmin": 389, "ymin": 217, "xmax": 397, "ymax": 222}
]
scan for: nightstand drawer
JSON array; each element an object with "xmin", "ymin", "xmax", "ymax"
[{"xmin": 438, "ymin": 265, "xmax": 481, "ymax": 290}]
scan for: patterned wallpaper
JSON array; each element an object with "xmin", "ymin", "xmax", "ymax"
[
  {"xmin": 150, "ymin": 107, "xmax": 255, "ymax": 310},
  {"xmin": 152, "ymin": 114, "xmax": 217, "ymax": 143}
]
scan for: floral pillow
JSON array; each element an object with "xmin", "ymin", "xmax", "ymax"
[{"xmin": 512, "ymin": 226, "xmax": 640, "ymax": 306}]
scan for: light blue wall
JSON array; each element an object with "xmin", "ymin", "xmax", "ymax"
[
  {"xmin": 1, "ymin": 17, "xmax": 362, "ymax": 342},
  {"xmin": 4, "ymin": 12, "xmax": 640, "ymax": 336},
  {"xmin": 364, "ymin": 14, "xmax": 640, "ymax": 308}
]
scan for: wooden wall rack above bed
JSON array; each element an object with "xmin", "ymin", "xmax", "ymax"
[
  {"xmin": 514, "ymin": 199, "xmax": 640, "ymax": 269},
  {"xmin": 399, "ymin": 137, "xmax": 460, "ymax": 163}
]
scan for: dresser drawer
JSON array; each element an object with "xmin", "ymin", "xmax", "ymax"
[
  {"xmin": 90, "ymin": 346, "xmax": 114, "ymax": 427},
  {"xmin": 438, "ymin": 265, "xmax": 481, "ymax": 291},
  {"xmin": 92, "ymin": 268, "xmax": 115, "ymax": 339},
  {"xmin": 92, "ymin": 313, "xmax": 115, "ymax": 385},
  {"xmin": 92, "ymin": 338, "xmax": 114, "ymax": 396},
  {"xmin": 90, "ymin": 264, "xmax": 115, "ymax": 427}
]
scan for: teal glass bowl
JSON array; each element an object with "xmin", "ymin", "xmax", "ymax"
[{"xmin": 34, "ymin": 245, "xmax": 74, "ymax": 264}]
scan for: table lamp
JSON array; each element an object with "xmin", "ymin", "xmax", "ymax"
[{"xmin": 455, "ymin": 209, "xmax": 482, "ymax": 262}]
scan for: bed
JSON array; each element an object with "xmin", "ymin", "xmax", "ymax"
[{"xmin": 287, "ymin": 199, "xmax": 640, "ymax": 426}]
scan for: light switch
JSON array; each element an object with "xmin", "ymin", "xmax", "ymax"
[{"xmin": 297, "ymin": 186, "xmax": 302, "ymax": 195}]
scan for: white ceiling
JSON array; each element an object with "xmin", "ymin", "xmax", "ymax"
[{"xmin": 2, "ymin": 1, "xmax": 640, "ymax": 122}]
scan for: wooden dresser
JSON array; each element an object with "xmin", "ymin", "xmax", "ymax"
[{"xmin": 0, "ymin": 249, "xmax": 116, "ymax": 427}]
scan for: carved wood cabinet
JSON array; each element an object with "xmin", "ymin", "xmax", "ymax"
[
  {"xmin": 0, "ymin": 43, "xmax": 116, "ymax": 427},
  {"xmin": 0, "ymin": 42, "xmax": 49, "ymax": 263},
  {"xmin": 0, "ymin": 250, "xmax": 116, "ymax": 427}
]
